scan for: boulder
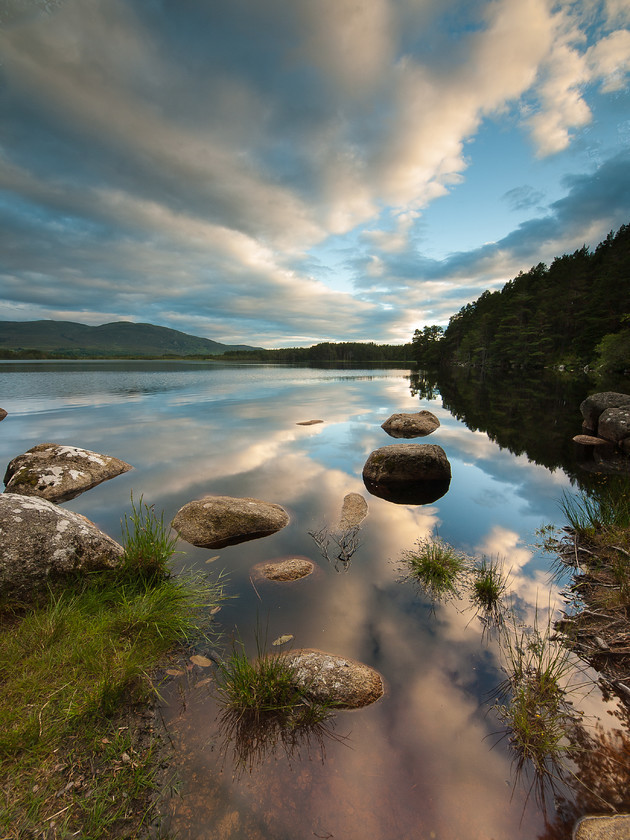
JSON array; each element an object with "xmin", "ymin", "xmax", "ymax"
[
  {"xmin": 252, "ymin": 557, "xmax": 314, "ymax": 581},
  {"xmin": 598, "ymin": 406, "xmax": 630, "ymax": 444},
  {"xmin": 3, "ymin": 443, "xmax": 132, "ymax": 503},
  {"xmin": 337, "ymin": 493, "xmax": 368, "ymax": 529},
  {"xmin": 172, "ymin": 495, "xmax": 289, "ymax": 549},
  {"xmin": 381, "ymin": 410, "xmax": 440, "ymax": 438},
  {"xmin": 580, "ymin": 392, "xmax": 630, "ymax": 432},
  {"xmin": 0, "ymin": 408, "xmax": 7, "ymax": 421},
  {"xmin": 362, "ymin": 443, "xmax": 451, "ymax": 505},
  {"xmin": 0, "ymin": 493, "xmax": 123, "ymax": 600},
  {"xmin": 279, "ymin": 648, "xmax": 384, "ymax": 709}
]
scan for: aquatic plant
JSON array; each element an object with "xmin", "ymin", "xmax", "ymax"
[
  {"xmin": 399, "ymin": 536, "xmax": 468, "ymax": 601},
  {"xmin": 470, "ymin": 555, "xmax": 509, "ymax": 621},
  {"xmin": 214, "ymin": 637, "xmax": 340, "ymax": 774}
]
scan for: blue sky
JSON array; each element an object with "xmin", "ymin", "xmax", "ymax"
[{"xmin": 0, "ymin": 0, "xmax": 629, "ymax": 347}]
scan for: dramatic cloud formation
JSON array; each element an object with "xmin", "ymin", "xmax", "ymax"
[{"xmin": 0, "ymin": 0, "xmax": 628, "ymax": 345}]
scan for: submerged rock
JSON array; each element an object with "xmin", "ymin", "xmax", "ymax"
[
  {"xmin": 362, "ymin": 443, "xmax": 451, "ymax": 505},
  {"xmin": 172, "ymin": 495, "xmax": 289, "ymax": 549},
  {"xmin": 3, "ymin": 443, "xmax": 132, "ymax": 503},
  {"xmin": 381, "ymin": 410, "xmax": 440, "ymax": 438},
  {"xmin": 252, "ymin": 557, "xmax": 314, "ymax": 581},
  {"xmin": 279, "ymin": 648, "xmax": 384, "ymax": 709},
  {"xmin": 0, "ymin": 493, "xmax": 123, "ymax": 599},
  {"xmin": 337, "ymin": 492, "xmax": 368, "ymax": 529}
]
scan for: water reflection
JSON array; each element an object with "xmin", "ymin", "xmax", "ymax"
[
  {"xmin": 2, "ymin": 361, "xmax": 627, "ymax": 839},
  {"xmin": 363, "ymin": 473, "xmax": 451, "ymax": 504}
]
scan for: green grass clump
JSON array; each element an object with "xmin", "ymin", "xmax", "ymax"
[
  {"xmin": 215, "ymin": 640, "xmax": 337, "ymax": 774},
  {"xmin": 120, "ymin": 493, "xmax": 179, "ymax": 580},
  {"xmin": 470, "ymin": 555, "xmax": 509, "ymax": 619},
  {"xmin": 560, "ymin": 479, "xmax": 630, "ymax": 540},
  {"xmin": 0, "ymin": 496, "xmax": 224, "ymax": 838},
  {"xmin": 399, "ymin": 536, "xmax": 467, "ymax": 600}
]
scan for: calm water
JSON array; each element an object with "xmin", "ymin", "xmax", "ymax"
[{"xmin": 1, "ymin": 361, "xmax": 628, "ymax": 839}]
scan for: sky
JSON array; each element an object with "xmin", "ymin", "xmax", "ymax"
[{"xmin": 0, "ymin": 0, "xmax": 629, "ymax": 348}]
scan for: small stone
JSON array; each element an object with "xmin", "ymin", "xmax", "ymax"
[
  {"xmin": 381, "ymin": 410, "xmax": 440, "ymax": 438},
  {"xmin": 337, "ymin": 493, "xmax": 368, "ymax": 529},
  {"xmin": 574, "ymin": 814, "xmax": 630, "ymax": 840},
  {"xmin": 253, "ymin": 557, "xmax": 314, "ymax": 581},
  {"xmin": 279, "ymin": 648, "xmax": 384, "ymax": 709},
  {"xmin": 296, "ymin": 419, "xmax": 324, "ymax": 426},
  {"xmin": 572, "ymin": 435, "xmax": 613, "ymax": 446}
]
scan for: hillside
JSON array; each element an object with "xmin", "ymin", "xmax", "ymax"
[
  {"xmin": 413, "ymin": 223, "xmax": 630, "ymax": 371},
  {"xmin": 0, "ymin": 320, "xmax": 260, "ymax": 358}
]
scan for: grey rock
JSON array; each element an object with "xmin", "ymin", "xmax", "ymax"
[
  {"xmin": 4, "ymin": 443, "xmax": 132, "ymax": 503},
  {"xmin": 598, "ymin": 406, "xmax": 630, "ymax": 444},
  {"xmin": 580, "ymin": 392, "xmax": 630, "ymax": 431},
  {"xmin": 363, "ymin": 443, "xmax": 451, "ymax": 504},
  {"xmin": 0, "ymin": 493, "xmax": 123, "ymax": 600},
  {"xmin": 381, "ymin": 410, "xmax": 440, "ymax": 438},
  {"xmin": 337, "ymin": 493, "xmax": 368, "ymax": 529},
  {"xmin": 172, "ymin": 495, "xmax": 289, "ymax": 549},
  {"xmin": 279, "ymin": 648, "xmax": 384, "ymax": 709}
]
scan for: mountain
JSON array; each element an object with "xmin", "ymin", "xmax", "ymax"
[{"xmin": 0, "ymin": 320, "xmax": 261, "ymax": 357}]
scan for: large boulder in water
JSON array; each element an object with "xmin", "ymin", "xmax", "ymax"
[
  {"xmin": 172, "ymin": 495, "xmax": 289, "ymax": 549},
  {"xmin": 279, "ymin": 648, "xmax": 384, "ymax": 709},
  {"xmin": 598, "ymin": 406, "xmax": 630, "ymax": 444},
  {"xmin": 362, "ymin": 443, "xmax": 451, "ymax": 505},
  {"xmin": 3, "ymin": 443, "xmax": 132, "ymax": 503},
  {"xmin": 580, "ymin": 392, "xmax": 630, "ymax": 433},
  {"xmin": 0, "ymin": 493, "xmax": 124, "ymax": 600},
  {"xmin": 381, "ymin": 410, "xmax": 440, "ymax": 439}
]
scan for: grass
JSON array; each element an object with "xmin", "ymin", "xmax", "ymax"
[
  {"xmin": 214, "ymin": 637, "xmax": 338, "ymax": 775},
  {"xmin": 470, "ymin": 555, "xmax": 509, "ymax": 621},
  {"xmin": 493, "ymin": 611, "xmax": 581, "ymax": 786},
  {"xmin": 120, "ymin": 493, "xmax": 180, "ymax": 580},
  {"xmin": 398, "ymin": 536, "xmax": 468, "ymax": 601},
  {"xmin": 0, "ymin": 497, "xmax": 224, "ymax": 839},
  {"xmin": 559, "ymin": 479, "xmax": 630, "ymax": 541}
]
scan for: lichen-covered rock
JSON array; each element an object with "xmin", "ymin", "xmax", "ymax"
[
  {"xmin": 279, "ymin": 648, "xmax": 384, "ymax": 709},
  {"xmin": 381, "ymin": 410, "xmax": 440, "ymax": 438},
  {"xmin": 362, "ymin": 443, "xmax": 451, "ymax": 504},
  {"xmin": 580, "ymin": 392, "xmax": 630, "ymax": 432},
  {"xmin": 172, "ymin": 495, "xmax": 289, "ymax": 549},
  {"xmin": 0, "ymin": 493, "xmax": 123, "ymax": 599},
  {"xmin": 598, "ymin": 406, "xmax": 630, "ymax": 444},
  {"xmin": 337, "ymin": 493, "xmax": 368, "ymax": 529},
  {"xmin": 3, "ymin": 443, "xmax": 132, "ymax": 503},
  {"xmin": 252, "ymin": 557, "xmax": 314, "ymax": 581}
]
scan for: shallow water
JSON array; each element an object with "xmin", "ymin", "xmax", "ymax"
[{"xmin": 1, "ymin": 361, "xmax": 628, "ymax": 839}]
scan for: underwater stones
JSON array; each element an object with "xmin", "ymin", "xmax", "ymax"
[
  {"xmin": 279, "ymin": 648, "xmax": 384, "ymax": 709},
  {"xmin": 0, "ymin": 493, "xmax": 124, "ymax": 599},
  {"xmin": 3, "ymin": 443, "xmax": 132, "ymax": 503},
  {"xmin": 337, "ymin": 492, "xmax": 368, "ymax": 529},
  {"xmin": 362, "ymin": 443, "xmax": 451, "ymax": 505},
  {"xmin": 381, "ymin": 410, "xmax": 440, "ymax": 439},
  {"xmin": 172, "ymin": 495, "xmax": 289, "ymax": 549},
  {"xmin": 573, "ymin": 814, "xmax": 630, "ymax": 840},
  {"xmin": 252, "ymin": 557, "xmax": 314, "ymax": 581}
]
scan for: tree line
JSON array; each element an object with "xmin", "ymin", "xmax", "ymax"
[{"xmin": 412, "ymin": 224, "xmax": 630, "ymax": 372}]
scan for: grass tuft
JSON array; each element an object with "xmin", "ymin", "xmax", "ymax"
[
  {"xmin": 214, "ymin": 637, "xmax": 338, "ymax": 775},
  {"xmin": 119, "ymin": 492, "xmax": 179, "ymax": 581},
  {"xmin": 398, "ymin": 536, "xmax": 468, "ymax": 601},
  {"xmin": 470, "ymin": 555, "xmax": 509, "ymax": 621}
]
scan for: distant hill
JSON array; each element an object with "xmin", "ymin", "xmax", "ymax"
[{"xmin": 0, "ymin": 320, "xmax": 261, "ymax": 358}]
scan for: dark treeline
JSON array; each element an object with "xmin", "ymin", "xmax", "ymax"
[
  {"xmin": 218, "ymin": 341, "xmax": 414, "ymax": 363},
  {"xmin": 413, "ymin": 224, "xmax": 630, "ymax": 372}
]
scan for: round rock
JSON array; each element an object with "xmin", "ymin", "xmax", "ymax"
[
  {"xmin": 3, "ymin": 443, "xmax": 132, "ymax": 503},
  {"xmin": 0, "ymin": 493, "xmax": 123, "ymax": 600},
  {"xmin": 597, "ymin": 406, "xmax": 630, "ymax": 444},
  {"xmin": 279, "ymin": 648, "xmax": 384, "ymax": 709},
  {"xmin": 362, "ymin": 443, "xmax": 451, "ymax": 504},
  {"xmin": 172, "ymin": 495, "xmax": 289, "ymax": 549},
  {"xmin": 580, "ymin": 392, "xmax": 630, "ymax": 432},
  {"xmin": 381, "ymin": 410, "xmax": 440, "ymax": 438},
  {"xmin": 252, "ymin": 557, "xmax": 314, "ymax": 581}
]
